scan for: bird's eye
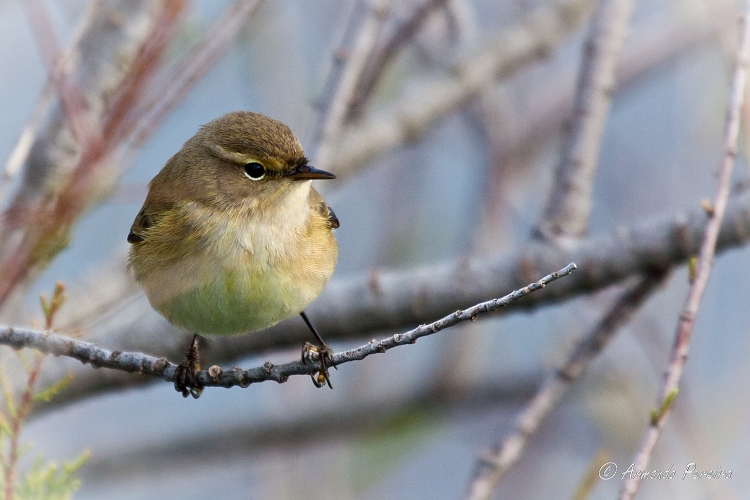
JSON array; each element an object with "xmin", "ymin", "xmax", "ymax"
[{"xmin": 244, "ymin": 162, "xmax": 265, "ymax": 180}]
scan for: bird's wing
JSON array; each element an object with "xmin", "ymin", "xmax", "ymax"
[
  {"xmin": 309, "ymin": 187, "xmax": 339, "ymax": 229},
  {"xmin": 127, "ymin": 201, "xmax": 172, "ymax": 244}
]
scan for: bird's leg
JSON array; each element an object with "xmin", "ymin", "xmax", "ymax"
[
  {"xmin": 300, "ymin": 311, "xmax": 336, "ymax": 389},
  {"xmin": 175, "ymin": 334, "xmax": 204, "ymax": 398}
]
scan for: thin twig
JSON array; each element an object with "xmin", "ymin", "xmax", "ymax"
[
  {"xmin": 0, "ymin": 265, "xmax": 575, "ymax": 391},
  {"xmin": 311, "ymin": 0, "xmax": 367, "ymax": 143},
  {"xmin": 319, "ymin": 0, "xmax": 596, "ymax": 176},
  {"xmin": 1, "ymin": 283, "xmax": 65, "ymax": 498},
  {"xmin": 495, "ymin": 1, "xmax": 714, "ymax": 168},
  {"xmin": 125, "ymin": 0, "xmax": 264, "ymax": 150},
  {"xmin": 475, "ymin": 2, "xmax": 717, "ymax": 252},
  {"xmin": 619, "ymin": 2, "xmax": 750, "ymax": 498},
  {"xmin": 314, "ymin": 0, "xmax": 390, "ymax": 169},
  {"xmin": 535, "ymin": 0, "xmax": 636, "ymax": 241},
  {"xmin": 346, "ymin": 0, "xmax": 450, "ymax": 120},
  {"xmin": 0, "ymin": 1, "xmax": 186, "ymax": 292},
  {"xmin": 464, "ymin": 272, "xmax": 666, "ymax": 500},
  {"xmin": 99, "ymin": 0, "xmax": 189, "ymax": 150},
  {"xmin": 2, "ymin": 355, "xmax": 43, "ymax": 500},
  {"xmin": 15, "ymin": 188, "xmax": 750, "ymax": 406},
  {"xmin": 2, "ymin": 1, "xmax": 178, "ymax": 209},
  {"xmin": 0, "ymin": 1, "xmax": 261, "ymax": 311},
  {"xmin": 0, "ymin": 85, "xmax": 55, "ymax": 204},
  {"xmin": 24, "ymin": 0, "xmax": 101, "ymax": 150}
]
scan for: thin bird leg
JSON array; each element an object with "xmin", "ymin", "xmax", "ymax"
[
  {"xmin": 300, "ymin": 310, "xmax": 336, "ymax": 389},
  {"xmin": 175, "ymin": 334, "xmax": 204, "ymax": 399}
]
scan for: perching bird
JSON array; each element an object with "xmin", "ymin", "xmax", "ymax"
[{"xmin": 127, "ymin": 111, "xmax": 339, "ymax": 397}]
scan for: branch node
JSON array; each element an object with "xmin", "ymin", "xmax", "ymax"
[
  {"xmin": 207, "ymin": 365, "xmax": 222, "ymax": 381},
  {"xmin": 368, "ymin": 269, "xmax": 382, "ymax": 296},
  {"xmin": 650, "ymin": 388, "xmax": 679, "ymax": 425},
  {"xmin": 678, "ymin": 310, "xmax": 695, "ymax": 324},
  {"xmin": 0, "ymin": 265, "xmax": 576, "ymax": 394},
  {"xmin": 700, "ymin": 198, "xmax": 715, "ymax": 216}
]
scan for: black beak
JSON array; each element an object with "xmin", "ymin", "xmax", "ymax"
[{"xmin": 287, "ymin": 165, "xmax": 336, "ymax": 180}]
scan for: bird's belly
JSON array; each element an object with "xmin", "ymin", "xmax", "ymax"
[
  {"xmin": 148, "ymin": 262, "xmax": 326, "ymax": 335},
  {"xmin": 134, "ymin": 199, "xmax": 338, "ymax": 335}
]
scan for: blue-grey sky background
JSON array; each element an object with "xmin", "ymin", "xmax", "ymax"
[{"xmin": 1, "ymin": 0, "xmax": 749, "ymax": 499}]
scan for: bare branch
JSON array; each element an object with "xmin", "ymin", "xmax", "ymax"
[
  {"xmin": 314, "ymin": 0, "xmax": 390, "ymax": 168},
  {"xmin": 311, "ymin": 0, "xmax": 367, "ymax": 142},
  {"xmin": 125, "ymin": 0, "xmax": 264, "ymax": 149},
  {"xmin": 4, "ymin": 1, "xmax": 180, "ymax": 207},
  {"xmin": 0, "ymin": 0, "xmax": 261, "ymax": 311},
  {"xmin": 24, "ymin": 0, "xmax": 101, "ymax": 151},
  {"xmin": 477, "ymin": 3, "xmax": 717, "ymax": 203},
  {"xmin": 0, "ymin": 0, "xmax": 188, "ymax": 310},
  {"xmin": 281, "ymin": 190, "xmax": 750, "ymax": 350},
  {"xmin": 0, "ymin": 264, "xmax": 576, "ymax": 392},
  {"xmin": 535, "ymin": 0, "xmax": 637, "ymax": 242},
  {"xmin": 464, "ymin": 272, "xmax": 666, "ymax": 500},
  {"xmin": 16, "ymin": 188, "xmax": 750, "ymax": 406},
  {"xmin": 619, "ymin": 2, "xmax": 750, "ymax": 498},
  {"xmin": 80, "ymin": 373, "xmax": 544, "ymax": 478},
  {"xmin": 0, "ymin": 85, "xmax": 55, "ymax": 203},
  {"xmin": 346, "ymin": 0, "xmax": 451, "ymax": 121},
  {"xmin": 320, "ymin": 0, "xmax": 596, "ymax": 176}
]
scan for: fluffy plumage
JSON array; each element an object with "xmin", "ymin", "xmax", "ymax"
[{"xmin": 128, "ymin": 111, "xmax": 338, "ymax": 335}]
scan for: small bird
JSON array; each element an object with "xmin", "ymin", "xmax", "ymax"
[{"xmin": 127, "ymin": 111, "xmax": 339, "ymax": 397}]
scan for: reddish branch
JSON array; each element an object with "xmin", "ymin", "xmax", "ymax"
[
  {"xmin": 619, "ymin": 2, "xmax": 750, "ymax": 498},
  {"xmin": 0, "ymin": 0, "xmax": 260, "ymax": 308}
]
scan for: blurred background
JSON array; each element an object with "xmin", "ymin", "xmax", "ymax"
[{"xmin": 1, "ymin": 0, "xmax": 749, "ymax": 498}]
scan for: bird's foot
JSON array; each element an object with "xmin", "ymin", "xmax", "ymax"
[
  {"xmin": 175, "ymin": 334, "xmax": 203, "ymax": 399},
  {"xmin": 301, "ymin": 341, "xmax": 336, "ymax": 389}
]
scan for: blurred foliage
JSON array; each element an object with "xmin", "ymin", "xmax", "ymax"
[
  {"xmin": 0, "ymin": 283, "xmax": 88, "ymax": 500},
  {"xmin": 350, "ymin": 405, "xmax": 441, "ymax": 494},
  {"xmin": 3, "ymin": 451, "xmax": 90, "ymax": 500}
]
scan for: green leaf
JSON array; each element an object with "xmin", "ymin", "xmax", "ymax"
[
  {"xmin": 0, "ymin": 411, "xmax": 12, "ymax": 436},
  {"xmin": 650, "ymin": 388, "xmax": 679, "ymax": 425},
  {"xmin": 14, "ymin": 450, "xmax": 90, "ymax": 500},
  {"xmin": 0, "ymin": 365, "xmax": 17, "ymax": 419},
  {"xmin": 32, "ymin": 375, "xmax": 74, "ymax": 404}
]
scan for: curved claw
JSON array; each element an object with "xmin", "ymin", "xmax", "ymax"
[
  {"xmin": 301, "ymin": 342, "xmax": 334, "ymax": 389},
  {"xmin": 175, "ymin": 334, "xmax": 204, "ymax": 399}
]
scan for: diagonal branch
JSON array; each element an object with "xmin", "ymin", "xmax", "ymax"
[
  {"xmin": 24, "ymin": 0, "xmax": 101, "ymax": 151},
  {"xmin": 619, "ymin": 1, "xmax": 750, "ymax": 498},
  {"xmin": 0, "ymin": 0, "xmax": 261, "ymax": 312},
  {"xmin": 0, "ymin": 0, "xmax": 188, "ymax": 310},
  {"xmin": 125, "ymin": 0, "xmax": 264, "ymax": 150},
  {"xmin": 346, "ymin": 0, "xmax": 451, "ymax": 121},
  {"xmin": 535, "ymin": 0, "xmax": 637, "ymax": 241},
  {"xmin": 5, "ymin": 0, "xmax": 184, "ymax": 208},
  {"xmin": 464, "ymin": 272, "xmax": 666, "ymax": 500},
  {"xmin": 320, "ymin": 0, "xmax": 596, "ymax": 176},
  {"xmin": 13, "ymin": 189, "xmax": 750, "ymax": 407},
  {"xmin": 314, "ymin": 0, "xmax": 390, "ymax": 169},
  {"xmin": 0, "ymin": 264, "xmax": 576, "ymax": 391}
]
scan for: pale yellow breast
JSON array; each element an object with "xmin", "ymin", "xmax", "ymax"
[{"xmin": 136, "ymin": 181, "xmax": 338, "ymax": 335}]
